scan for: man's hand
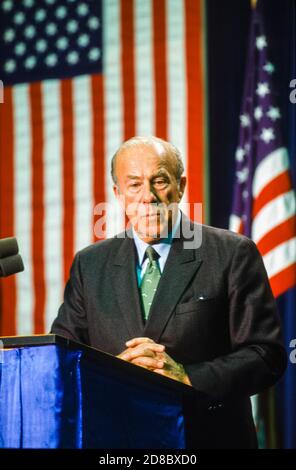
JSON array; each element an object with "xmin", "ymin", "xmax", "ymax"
[{"xmin": 117, "ymin": 337, "xmax": 192, "ymax": 386}]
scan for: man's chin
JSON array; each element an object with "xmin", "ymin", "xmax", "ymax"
[{"xmin": 135, "ymin": 223, "xmax": 170, "ymax": 242}]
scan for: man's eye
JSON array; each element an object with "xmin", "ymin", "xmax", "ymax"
[{"xmin": 153, "ymin": 179, "xmax": 168, "ymax": 187}]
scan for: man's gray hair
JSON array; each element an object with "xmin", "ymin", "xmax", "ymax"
[{"xmin": 111, "ymin": 136, "xmax": 184, "ymax": 185}]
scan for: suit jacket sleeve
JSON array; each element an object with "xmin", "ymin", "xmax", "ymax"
[
  {"xmin": 51, "ymin": 252, "xmax": 90, "ymax": 345},
  {"xmin": 184, "ymin": 236, "xmax": 287, "ymax": 400}
]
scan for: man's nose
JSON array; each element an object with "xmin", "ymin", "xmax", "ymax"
[{"xmin": 142, "ymin": 182, "xmax": 157, "ymax": 203}]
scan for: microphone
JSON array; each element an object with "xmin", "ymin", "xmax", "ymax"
[{"xmin": 0, "ymin": 237, "xmax": 24, "ymax": 277}]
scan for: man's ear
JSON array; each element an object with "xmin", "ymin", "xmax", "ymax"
[
  {"xmin": 113, "ymin": 184, "xmax": 125, "ymax": 209},
  {"xmin": 113, "ymin": 184, "xmax": 120, "ymax": 200},
  {"xmin": 178, "ymin": 176, "xmax": 186, "ymax": 200}
]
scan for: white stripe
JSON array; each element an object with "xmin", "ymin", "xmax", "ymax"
[
  {"xmin": 263, "ymin": 237, "xmax": 296, "ymax": 278},
  {"xmin": 252, "ymin": 147, "xmax": 289, "ymax": 198},
  {"xmin": 252, "ymin": 190, "xmax": 296, "ymax": 243},
  {"xmin": 166, "ymin": 0, "xmax": 188, "ymax": 214},
  {"xmin": 73, "ymin": 75, "xmax": 93, "ymax": 251},
  {"xmin": 134, "ymin": 0, "xmax": 155, "ymax": 135},
  {"xmin": 42, "ymin": 80, "xmax": 63, "ymax": 332},
  {"xmin": 103, "ymin": 0, "xmax": 125, "ymax": 237},
  {"xmin": 13, "ymin": 85, "xmax": 33, "ymax": 335},
  {"xmin": 229, "ymin": 214, "xmax": 242, "ymax": 233}
]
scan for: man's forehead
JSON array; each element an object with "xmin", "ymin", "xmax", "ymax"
[{"xmin": 119, "ymin": 142, "xmax": 166, "ymax": 158}]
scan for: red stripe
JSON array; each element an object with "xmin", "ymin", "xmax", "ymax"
[
  {"xmin": 121, "ymin": 0, "xmax": 136, "ymax": 139},
  {"xmin": 0, "ymin": 87, "xmax": 16, "ymax": 335},
  {"xmin": 152, "ymin": 0, "xmax": 167, "ymax": 139},
  {"xmin": 257, "ymin": 216, "xmax": 296, "ymax": 257},
  {"xmin": 61, "ymin": 79, "xmax": 75, "ymax": 283},
  {"xmin": 252, "ymin": 171, "xmax": 292, "ymax": 218},
  {"xmin": 270, "ymin": 263, "xmax": 296, "ymax": 298},
  {"xmin": 92, "ymin": 74, "xmax": 106, "ymax": 242},
  {"xmin": 30, "ymin": 83, "xmax": 45, "ymax": 334},
  {"xmin": 185, "ymin": 0, "xmax": 205, "ymax": 220}
]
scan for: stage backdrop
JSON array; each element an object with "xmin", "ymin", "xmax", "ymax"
[{"xmin": 0, "ymin": 0, "xmax": 208, "ymax": 335}]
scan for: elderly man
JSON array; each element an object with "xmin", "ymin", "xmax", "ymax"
[{"xmin": 51, "ymin": 136, "xmax": 286, "ymax": 448}]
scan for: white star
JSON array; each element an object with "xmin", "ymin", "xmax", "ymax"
[
  {"xmin": 45, "ymin": 0, "xmax": 56, "ymax": 4},
  {"xmin": 24, "ymin": 55, "xmax": 37, "ymax": 69},
  {"xmin": 235, "ymin": 148, "xmax": 245, "ymax": 162},
  {"xmin": 56, "ymin": 37, "xmax": 69, "ymax": 50},
  {"xmin": 15, "ymin": 42, "xmax": 27, "ymax": 56},
  {"xmin": 45, "ymin": 53, "xmax": 58, "ymax": 67},
  {"xmin": 23, "ymin": 0, "xmax": 34, "ymax": 7},
  {"xmin": 67, "ymin": 20, "xmax": 78, "ymax": 34},
  {"xmin": 14, "ymin": 12, "xmax": 26, "ymax": 25},
  {"xmin": 236, "ymin": 167, "xmax": 249, "ymax": 184},
  {"xmin": 55, "ymin": 6, "xmax": 67, "ymax": 19},
  {"xmin": 256, "ymin": 82, "xmax": 270, "ymax": 98},
  {"xmin": 254, "ymin": 106, "xmax": 263, "ymax": 120},
  {"xmin": 35, "ymin": 39, "xmax": 48, "ymax": 53},
  {"xmin": 256, "ymin": 35, "xmax": 267, "ymax": 50},
  {"xmin": 266, "ymin": 106, "xmax": 281, "ymax": 121},
  {"xmin": 88, "ymin": 48, "xmax": 100, "ymax": 61},
  {"xmin": 67, "ymin": 51, "xmax": 79, "ymax": 65},
  {"xmin": 240, "ymin": 114, "xmax": 250, "ymax": 127},
  {"xmin": 77, "ymin": 34, "xmax": 90, "ymax": 48},
  {"xmin": 35, "ymin": 9, "xmax": 46, "ymax": 22},
  {"xmin": 244, "ymin": 143, "xmax": 251, "ymax": 153},
  {"xmin": 88, "ymin": 17, "xmax": 100, "ymax": 30},
  {"xmin": 260, "ymin": 128, "xmax": 275, "ymax": 144},
  {"xmin": 46, "ymin": 23, "xmax": 58, "ymax": 36},
  {"xmin": 263, "ymin": 62, "xmax": 275, "ymax": 74},
  {"xmin": 242, "ymin": 190, "xmax": 249, "ymax": 199},
  {"xmin": 2, "ymin": 0, "xmax": 13, "ymax": 12},
  {"xmin": 3, "ymin": 29, "xmax": 15, "ymax": 43},
  {"xmin": 24, "ymin": 25, "xmax": 36, "ymax": 39},
  {"xmin": 77, "ymin": 3, "xmax": 89, "ymax": 16},
  {"xmin": 4, "ymin": 59, "xmax": 16, "ymax": 73}
]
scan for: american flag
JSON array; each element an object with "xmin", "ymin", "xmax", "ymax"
[
  {"xmin": 229, "ymin": 4, "xmax": 296, "ymax": 299},
  {"xmin": 0, "ymin": 0, "xmax": 207, "ymax": 335}
]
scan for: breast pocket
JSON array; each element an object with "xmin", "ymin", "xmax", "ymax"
[{"xmin": 176, "ymin": 297, "xmax": 217, "ymax": 315}]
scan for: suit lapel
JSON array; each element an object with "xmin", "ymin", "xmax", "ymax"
[
  {"xmin": 112, "ymin": 236, "xmax": 145, "ymax": 339},
  {"xmin": 144, "ymin": 215, "xmax": 202, "ymax": 342}
]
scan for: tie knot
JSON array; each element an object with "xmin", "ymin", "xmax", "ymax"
[{"xmin": 145, "ymin": 246, "xmax": 159, "ymax": 263}]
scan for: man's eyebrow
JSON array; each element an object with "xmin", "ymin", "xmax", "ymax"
[{"xmin": 151, "ymin": 170, "xmax": 170, "ymax": 178}]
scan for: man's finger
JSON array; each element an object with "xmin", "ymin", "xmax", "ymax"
[
  {"xmin": 131, "ymin": 357, "xmax": 164, "ymax": 369},
  {"xmin": 126, "ymin": 337, "xmax": 155, "ymax": 347},
  {"xmin": 120, "ymin": 344, "xmax": 164, "ymax": 361}
]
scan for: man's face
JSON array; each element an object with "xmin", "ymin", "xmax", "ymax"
[{"xmin": 113, "ymin": 143, "xmax": 186, "ymax": 243}]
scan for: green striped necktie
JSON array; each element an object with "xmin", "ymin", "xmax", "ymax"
[{"xmin": 140, "ymin": 246, "xmax": 161, "ymax": 321}]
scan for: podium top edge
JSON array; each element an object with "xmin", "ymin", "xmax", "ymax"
[{"xmin": 0, "ymin": 334, "xmax": 65, "ymax": 348}]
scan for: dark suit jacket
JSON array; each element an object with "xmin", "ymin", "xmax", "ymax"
[{"xmin": 51, "ymin": 214, "xmax": 287, "ymax": 448}]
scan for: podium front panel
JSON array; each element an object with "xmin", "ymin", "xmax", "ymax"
[{"xmin": 0, "ymin": 343, "xmax": 187, "ymax": 449}]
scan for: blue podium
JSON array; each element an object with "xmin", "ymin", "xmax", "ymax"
[{"xmin": 0, "ymin": 335, "xmax": 198, "ymax": 449}]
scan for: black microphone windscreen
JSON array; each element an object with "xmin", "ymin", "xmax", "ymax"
[
  {"xmin": 0, "ymin": 254, "xmax": 24, "ymax": 277},
  {"xmin": 0, "ymin": 237, "xmax": 19, "ymax": 258}
]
